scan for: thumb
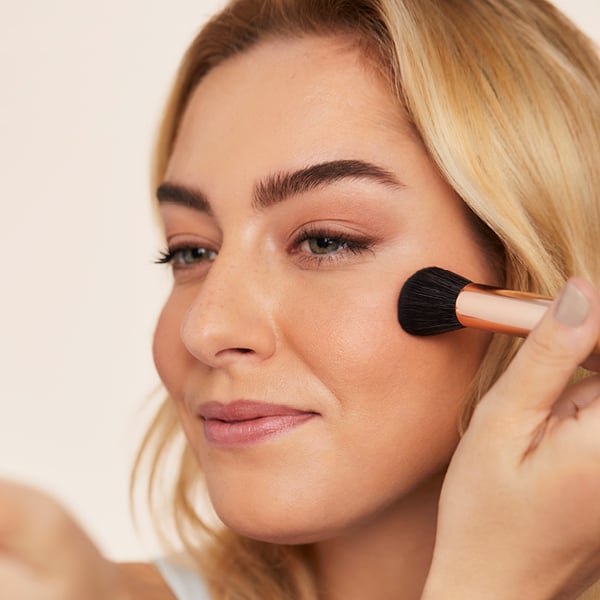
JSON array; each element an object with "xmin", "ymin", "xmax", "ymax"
[{"xmin": 482, "ymin": 278, "xmax": 600, "ymax": 419}]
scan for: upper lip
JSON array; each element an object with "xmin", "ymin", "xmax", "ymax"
[{"xmin": 198, "ymin": 400, "xmax": 315, "ymax": 422}]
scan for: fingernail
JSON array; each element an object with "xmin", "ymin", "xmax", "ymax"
[{"xmin": 555, "ymin": 282, "xmax": 590, "ymax": 327}]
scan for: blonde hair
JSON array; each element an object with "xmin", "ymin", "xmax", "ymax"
[{"xmin": 134, "ymin": 1, "xmax": 600, "ymax": 598}]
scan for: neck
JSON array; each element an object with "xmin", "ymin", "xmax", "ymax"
[{"xmin": 312, "ymin": 473, "xmax": 443, "ymax": 600}]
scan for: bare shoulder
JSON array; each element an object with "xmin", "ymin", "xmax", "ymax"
[{"xmin": 116, "ymin": 562, "xmax": 177, "ymax": 600}]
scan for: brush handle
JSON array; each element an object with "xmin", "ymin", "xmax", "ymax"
[{"xmin": 456, "ymin": 284, "xmax": 600, "ymax": 355}]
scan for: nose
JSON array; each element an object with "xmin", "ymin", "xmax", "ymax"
[{"xmin": 180, "ymin": 251, "xmax": 277, "ymax": 368}]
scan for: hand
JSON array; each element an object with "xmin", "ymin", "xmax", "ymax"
[
  {"xmin": 423, "ymin": 279, "xmax": 600, "ymax": 599},
  {"xmin": 0, "ymin": 479, "xmax": 129, "ymax": 600}
]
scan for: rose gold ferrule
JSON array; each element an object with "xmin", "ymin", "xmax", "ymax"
[
  {"xmin": 455, "ymin": 283, "xmax": 600, "ymax": 354},
  {"xmin": 456, "ymin": 283, "xmax": 551, "ymax": 334}
]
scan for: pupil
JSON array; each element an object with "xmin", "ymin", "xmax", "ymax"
[
  {"xmin": 184, "ymin": 248, "xmax": 204, "ymax": 263},
  {"xmin": 310, "ymin": 237, "xmax": 340, "ymax": 254}
]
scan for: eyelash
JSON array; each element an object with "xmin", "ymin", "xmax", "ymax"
[
  {"xmin": 155, "ymin": 227, "xmax": 375, "ymax": 270},
  {"xmin": 290, "ymin": 226, "xmax": 376, "ymax": 266},
  {"xmin": 154, "ymin": 245, "xmax": 217, "ymax": 268}
]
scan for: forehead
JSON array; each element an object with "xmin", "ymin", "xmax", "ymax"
[
  {"xmin": 165, "ymin": 35, "xmax": 410, "ymax": 183},
  {"xmin": 191, "ymin": 34, "xmax": 395, "ymax": 120}
]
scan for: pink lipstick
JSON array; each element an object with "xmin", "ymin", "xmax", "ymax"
[{"xmin": 198, "ymin": 400, "xmax": 316, "ymax": 447}]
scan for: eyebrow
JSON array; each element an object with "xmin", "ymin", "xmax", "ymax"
[
  {"xmin": 156, "ymin": 159, "xmax": 403, "ymax": 213},
  {"xmin": 252, "ymin": 159, "xmax": 403, "ymax": 210},
  {"xmin": 156, "ymin": 182, "xmax": 212, "ymax": 214}
]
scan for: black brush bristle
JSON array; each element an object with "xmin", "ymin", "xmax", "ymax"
[{"xmin": 398, "ymin": 267, "xmax": 472, "ymax": 336}]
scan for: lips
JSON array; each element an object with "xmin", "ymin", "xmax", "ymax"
[{"xmin": 198, "ymin": 400, "xmax": 317, "ymax": 447}]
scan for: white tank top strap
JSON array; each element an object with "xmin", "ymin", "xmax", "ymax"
[{"xmin": 154, "ymin": 554, "xmax": 211, "ymax": 600}]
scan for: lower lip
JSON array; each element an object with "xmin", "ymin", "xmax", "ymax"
[{"xmin": 203, "ymin": 414, "xmax": 315, "ymax": 447}]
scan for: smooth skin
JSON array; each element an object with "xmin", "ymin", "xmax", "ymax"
[
  {"xmin": 154, "ymin": 35, "xmax": 497, "ymax": 598},
  {"xmin": 1, "ymin": 35, "xmax": 599, "ymax": 600}
]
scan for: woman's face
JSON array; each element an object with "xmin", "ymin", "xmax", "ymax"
[{"xmin": 154, "ymin": 35, "xmax": 497, "ymax": 544}]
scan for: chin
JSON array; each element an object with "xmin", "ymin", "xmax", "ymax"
[
  {"xmin": 218, "ymin": 515, "xmax": 341, "ymax": 546},
  {"xmin": 207, "ymin": 489, "xmax": 353, "ymax": 545}
]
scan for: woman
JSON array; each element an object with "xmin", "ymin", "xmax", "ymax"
[{"xmin": 2, "ymin": 0, "xmax": 600, "ymax": 598}]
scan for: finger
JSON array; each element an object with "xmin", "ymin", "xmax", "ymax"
[
  {"xmin": 484, "ymin": 279, "xmax": 600, "ymax": 420},
  {"xmin": 582, "ymin": 352, "xmax": 600, "ymax": 373},
  {"xmin": 551, "ymin": 374, "xmax": 600, "ymax": 418}
]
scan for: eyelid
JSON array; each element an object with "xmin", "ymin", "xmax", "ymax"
[{"xmin": 164, "ymin": 231, "xmax": 220, "ymax": 253}]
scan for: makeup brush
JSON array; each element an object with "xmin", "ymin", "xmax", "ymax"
[{"xmin": 398, "ymin": 266, "xmax": 600, "ymax": 355}]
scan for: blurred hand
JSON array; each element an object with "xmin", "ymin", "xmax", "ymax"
[
  {"xmin": 423, "ymin": 279, "xmax": 600, "ymax": 599},
  {"xmin": 0, "ymin": 480, "xmax": 128, "ymax": 600}
]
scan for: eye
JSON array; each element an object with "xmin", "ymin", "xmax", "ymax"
[
  {"xmin": 155, "ymin": 245, "xmax": 218, "ymax": 268},
  {"xmin": 291, "ymin": 225, "xmax": 376, "ymax": 267},
  {"xmin": 305, "ymin": 236, "xmax": 347, "ymax": 255}
]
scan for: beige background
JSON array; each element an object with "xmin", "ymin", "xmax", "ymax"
[{"xmin": 1, "ymin": 0, "xmax": 598, "ymax": 562}]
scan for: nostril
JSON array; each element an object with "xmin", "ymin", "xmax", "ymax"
[{"xmin": 236, "ymin": 348, "xmax": 253, "ymax": 354}]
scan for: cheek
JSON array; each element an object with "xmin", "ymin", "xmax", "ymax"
[
  {"xmin": 280, "ymin": 271, "xmax": 472, "ymax": 405},
  {"xmin": 281, "ymin": 273, "xmax": 489, "ymax": 456}
]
